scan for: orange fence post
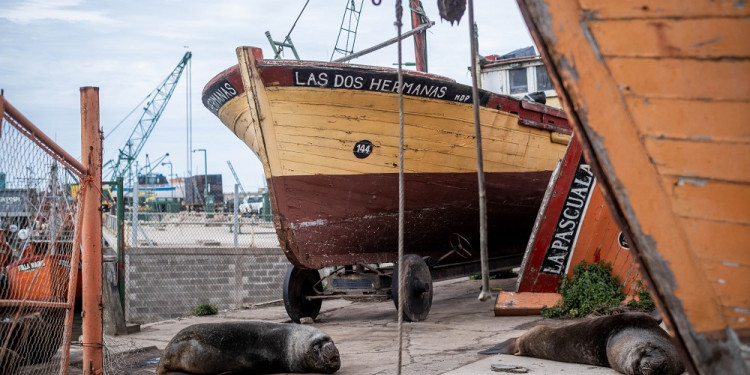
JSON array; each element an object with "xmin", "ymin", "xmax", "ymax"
[{"xmin": 80, "ymin": 86, "xmax": 103, "ymax": 374}]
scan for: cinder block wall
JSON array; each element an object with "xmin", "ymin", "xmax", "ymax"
[{"xmin": 125, "ymin": 247, "xmax": 289, "ymax": 324}]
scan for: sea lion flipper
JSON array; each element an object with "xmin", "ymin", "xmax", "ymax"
[{"xmin": 478, "ymin": 337, "xmax": 518, "ymax": 355}]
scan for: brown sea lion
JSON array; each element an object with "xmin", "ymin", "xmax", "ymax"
[
  {"xmin": 157, "ymin": 320, "xmax": 340, "ymax": 375},
  {"xmin": 494, "ymin": 312, "xmax": 684, "ymax": 375}
]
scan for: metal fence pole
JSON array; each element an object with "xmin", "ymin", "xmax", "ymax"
[
  {"xmin": 80, "ymin": 86, "xmax": 103, "ymax": 374},
  {"xmin": 131, "ymin": 162, "xmax": 138, "ymax": 247},
  {"xmin": 234, "ymin": 184, "xmax": 239, "ymax": 247},
  {"xmin": 116, "ymin": 176, "xmax": 125, "ymax": 307}
]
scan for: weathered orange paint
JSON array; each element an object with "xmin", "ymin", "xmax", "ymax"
[
  {"xmin": 682, "ymin": 219, "xmax": 750, "ymax": 265},
  {"xmin": 664, "ymin": 177, "xmax": 750, "ymax": 223},
  {"xmin": 591, "ymin": 19, "xmax": 749, "ymax": 58},
  {"xmin": 625, "ymin": 98, "xmax": 748, "ymax": 142},
  {"xmin": 80, "ymin": 86, "xmax": 103, "ymax": 375},
  {"xmin": 518, "ymin": 0, "xmax": 749, "ymax": 373},
  {"xmin": 607, "ymin": 59, "xmax": 750, "ymax": 99},
  {"xmin": 566, "ymin": 188, "xmax": 641, "ymax": 295},
  {"xmin": 645, "ymin": 140, "xmax": 750, "ymax": 182},
  {"xmin": 6, "ymin": 255, "xmax": 77, "ymax": 300},
  {"xmin": 579, "ymin": 0, "xmax": 750, "ymax": 18},
  {"xmin": 494, "ymin": 292, "xmax": 562, "ymax": 316}
]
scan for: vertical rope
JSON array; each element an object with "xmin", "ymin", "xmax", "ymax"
[
  {"xmin": 467, "ymin": 0, "xmax": 492, "ymax": 302},
  {"xmin": 395, "ymin": 0, "xmax": 406, "ymax": 374}
]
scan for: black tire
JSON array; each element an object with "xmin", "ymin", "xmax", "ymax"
[
  {"xmin": 283, "ymin": 265, "xmax": 322, "ymax": 323},
  {"xmin": 391, "ymin": 254, "xmax": 433, "ymax": 322}
]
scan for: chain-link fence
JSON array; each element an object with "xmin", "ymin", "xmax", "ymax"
[
  {"xmin": 1, "ymin": 91, "xmax": 292, "ymax": 373},
  {"xmin": 101, "ymin": 196, "xmax": 289, "ymax": 325},
  {"xmin": 106, "ymin": 211, "xmax": 278, "ymax": 249},
  {"xmin": 1, "ymin": 97, "xmax": 84, "ymax": 374}
]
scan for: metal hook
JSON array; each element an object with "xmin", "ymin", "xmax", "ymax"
[{"xmin": 372, "ymin": 0, "xmax": 381, "ymax": 5}]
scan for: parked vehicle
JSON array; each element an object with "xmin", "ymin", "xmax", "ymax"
[{"xmin": 239, "ymin": 195, "xmax": 263, "ymax": 215}]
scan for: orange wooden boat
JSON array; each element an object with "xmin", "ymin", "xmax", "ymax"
[
  {"xmin": 517, "ymin": 1, "xmax": 749, "ymax": 373},
  {"xmin": 1, "ymin": 164, "xmax": 81, "ymax": 302},
  {"xmin": 515, "ymin": 138, "xmax": 642, "ymax": 295}
]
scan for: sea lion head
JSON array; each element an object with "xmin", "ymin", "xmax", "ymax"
[
  {"xmin": 632, "ymin": 343, "xmax": 683, "ymax": 375},
  {"xmin": 607, "ymin": 322, "xmax": 685, "ymax": 375},
  {"xmin": 304, "ymin": 336, "xmax": 341, "ymax": 373}
]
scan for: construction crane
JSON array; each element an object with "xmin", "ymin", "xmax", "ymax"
[
  {"xmin": 104, "ymin": 52, "xmax": 192, "ymax": 181},
  {"xmin": 138, "ymin": 153, "xmax": 170, "ymax": 176},
  {"xmin": 226, "ymin": 160, "xmax": 246, "ymax": 195}
]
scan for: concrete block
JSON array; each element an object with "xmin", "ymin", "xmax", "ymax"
[{"xmin": 494, "ymin": 292, "xmax": 561, "ymax": 316}]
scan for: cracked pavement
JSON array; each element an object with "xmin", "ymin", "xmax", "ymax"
[{"xmin": 94, "ymin": 276, "xmax": 619, "ymax": 374}]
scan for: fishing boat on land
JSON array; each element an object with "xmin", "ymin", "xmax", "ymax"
[
  {"xmin": 1, "ymin": 164, "xmax": 79, "ymax": 366},
  {"xmin": 204, "ymin": 46, "xmax": 572, "ymax": 320},
  {"xmin": 1, "ymin": 164, "xmax": 81, "ymax": 301},
  {"xmin": 494, "ymin": 137, "xmax": 646, "ymax": 316},
  {"xmin": 517, "ymin": 1, "xmax": 749, "ymax": 373}
]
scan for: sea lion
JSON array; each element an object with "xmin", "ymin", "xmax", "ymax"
[
  {"xmin": 493, "ymin": 312, "xmax": 684, "ymax": 375},
  {"xmin": 157, "ymin": 320, "xmax": 340, "ymax": 375}
]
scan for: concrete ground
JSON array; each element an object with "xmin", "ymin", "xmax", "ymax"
[{"xmin": 72, "ymin": 276, "xmax": 619, "ymax": 375}]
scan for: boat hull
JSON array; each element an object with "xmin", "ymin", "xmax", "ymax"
[
  {"xmin": 517, "ymin": 1, "xmax": 750, "ymax": 373},
  {"xmin": 272, "ymin": 171, "xmax": 551, "ymax": 268},
  {"xmin": 6, "ymin": 254, "xmax": 81, "ymax": 301},
  {"xmin": 204, "ymin": 47, "xmax": 572, "ymax": 269}
]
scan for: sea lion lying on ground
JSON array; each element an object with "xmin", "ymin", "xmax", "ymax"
[
  {"xmin": 157, "ymin": 320, "xmax": 340, "ymax": 374},
  {"xmin": 490, "ymin": 312, "xmax": 684, "ymax": 375}
]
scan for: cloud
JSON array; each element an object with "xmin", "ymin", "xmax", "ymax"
[
  {"xmin": 0, "ymin": 0, "xmax": 534, "ymax": 192},
  {"xmin": 0, "ymin": 0, "xmax": 116, "ymax": 24}
]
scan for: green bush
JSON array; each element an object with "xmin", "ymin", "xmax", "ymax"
[
  {"xmin": 190, "ymin": 303, "xmax": 218, "ymax": 316},
  {"xmin": 542, "ymin": 261, "xmax": 625, "ymax": 318},
  {"xmin": 626, "ymin": 281, "xmax": 656, "ymax": 312}
]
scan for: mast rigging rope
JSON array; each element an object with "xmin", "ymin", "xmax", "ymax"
[
  {"xmin": 275, "ymin": 0, "xmax": 311, "ymax": 58},
  {"xmin": 394, "ymin": 0, "xmax": 406, "ymax": 374}
]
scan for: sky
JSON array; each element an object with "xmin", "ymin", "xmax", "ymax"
[{"xmin": 0, "ymin": 0, "xmax": 534, "ymax": 194}]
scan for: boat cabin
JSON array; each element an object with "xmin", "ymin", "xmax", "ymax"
[{"xmin": 479, "ymin": 46, "xmax": 561, "ymax": 109}]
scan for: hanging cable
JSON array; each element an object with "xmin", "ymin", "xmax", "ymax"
[
  {"xmin": 395, "ymin": 0, "xmax": 407, "ymax": 374},
  {"xmin": 104, "ymin": 93, "xmax": 152, "ymax": 140},
  {"xmin": 275, "ymin": 0, "xmax": 311, "ymax": 58},
  {"xmin": 467, "ymin": 0, "xmax": 492, "ymax": 302}
]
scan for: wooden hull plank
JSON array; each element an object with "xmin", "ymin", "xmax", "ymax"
[
  {"xmin": 518, "ymin": 0, "xmax": 750, "ymax": 373},
  {"xmin": 591, "ymin": 18, "xmax": 750, "ymax": 58},
  {"xmin": 625, "ymin": 98, "xmax": 749, "ymax": 143},
  {"xmin": 578, "ymin": 0, "xmax": 750, "ymax": 19}
]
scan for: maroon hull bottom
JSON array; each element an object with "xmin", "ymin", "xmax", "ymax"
[{"xmin": 270, "ymin": 171, "xmax": 552, "ymax": 269}]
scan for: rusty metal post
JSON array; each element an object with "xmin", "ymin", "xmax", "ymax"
[
  {"xmin": 409, "ymin": 0, "xmax": 428, "ymax": 72},
  {"xmin": 80, "ymin": 86, "xmax": 103, "ymax": 374}
]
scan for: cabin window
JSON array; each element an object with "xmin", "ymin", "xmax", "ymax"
[
  {"xmin": 509, "ymin": 68, "xmax": 528, "ymax": 94},
  {"xmin": 535, "ymin": 65, "xmax": 554, "ymax": 91}
]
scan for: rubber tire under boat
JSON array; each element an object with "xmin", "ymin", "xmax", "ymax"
[
  {"xmin": 391, "ymin": 254, "xmax": 433, "ymax": 322},
  {"xmin": 283, "ymin": 265, "xmax": 323, "ymax": 323}
]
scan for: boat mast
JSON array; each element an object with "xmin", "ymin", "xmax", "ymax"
[{"xmin": 410, "ymin": 0, "xmax": 428, "ymax": 72}]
